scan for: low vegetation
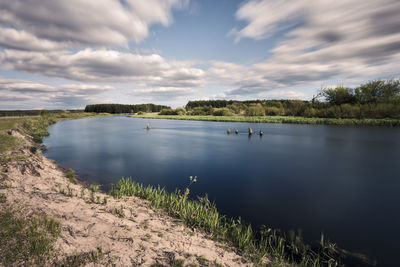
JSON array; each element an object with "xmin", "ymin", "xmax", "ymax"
[
  {"xmin": 0, "ymin": 207, "xmax": 61, "ymax": 265},
  {"xmin": 133, "ymin": 114, "xmax": 400, "ymax": 127},
  {"xmin": 0, "ymin": 111, "xmax": 111, "ymax": 266},
  {"xmin": 65, "ymin": 170, "xmax": 78, "ymax": 184},
  {"xmin": 109, "ymin": 177, "xmax": 370, "ymax": 266}
]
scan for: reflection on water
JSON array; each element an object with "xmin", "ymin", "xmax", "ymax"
[{"xmin": 44, "ymin": 116, "xmax": 400, "ymax": 265}]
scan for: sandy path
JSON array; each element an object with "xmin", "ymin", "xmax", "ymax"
[{"xmin": 0, "ymin": 130, "xmax": 253, "ymax": 266}]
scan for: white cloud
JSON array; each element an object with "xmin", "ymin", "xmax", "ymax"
[
  {"xmin": 0, "ymin": 49, "xmax": 206, "ymax": 88},
  {"xmin": 0, "ymin": 0, "xmax": 187, "ymax": 50},
  {"xmin": 0, "ymin": 77, "xmax": 115, "ymax": 108},
  {"xmin": 220, "ymin": 0, "xmax": 400, "ymax": 98}
]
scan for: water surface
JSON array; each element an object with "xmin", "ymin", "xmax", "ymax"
[{"xmin": 44, "ymin": 116, "xmax": 400, "ymax": 265}]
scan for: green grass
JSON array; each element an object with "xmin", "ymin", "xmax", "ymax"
[
  {"xmin": 0, "ymin": 154, "xmax": 29, "ymax": 163},
  {"xmin": 132, "ymin": 114, "xmax": 400, "ymax": 127},
  {"xmin": 0, "ymin": 134, "xmax": 23, "ymax": 152},
  {"xmin": 65, "ymin": 170, "xmax": 78, "ymax": 184},
  {"xmin": 0, "ymin": 207, "xmax": 61, "ymax": 265},
  {"xmin": 109, "ymin": 177, "xmax": 367, "ymax": 266}
]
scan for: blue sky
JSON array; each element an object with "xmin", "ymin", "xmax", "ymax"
[{"xmin": 0, "ymin": 0, "xmax": 399, "ymax": 109}]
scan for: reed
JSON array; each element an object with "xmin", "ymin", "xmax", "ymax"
[{"xmin": 109, "ymin": 177, "xmax": 362, "ymax": 266}]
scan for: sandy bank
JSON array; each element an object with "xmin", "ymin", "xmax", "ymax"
[{"xmin": 0, "ymin": 130, "xmax": 254, "ymax": 266}]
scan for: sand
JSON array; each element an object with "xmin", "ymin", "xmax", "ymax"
[{"xmin": 0, "ymin": 129, "xmax": 255, "ymax": 266}]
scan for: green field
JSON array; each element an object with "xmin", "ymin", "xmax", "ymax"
[{"xmin": 132, "ymin": 114, "xmax": 400, "ymax": 127}]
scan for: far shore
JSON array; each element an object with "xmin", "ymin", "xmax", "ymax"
[{"xmin": 131, "ymin": 113, "xmax": 400, "ymax": 127}]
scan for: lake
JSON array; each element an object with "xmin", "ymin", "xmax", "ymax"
[{"xmin": 43, "ymin": 116, "xmax": 400, "ymax": 265}]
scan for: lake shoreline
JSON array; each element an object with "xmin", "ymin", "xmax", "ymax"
[
  {"xmin": 1, "ymin": 114, "xmax": 378, "ymax": 266},
  {"xmin": 131, "ymin": 114, "xmax": 400, "ymax": 127},
  {"xmin": 0, "ymin": 116, "xmax": 255, "ymax": 266}
]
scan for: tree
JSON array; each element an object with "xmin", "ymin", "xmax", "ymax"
[{"xmin": 319, "ymin": 86, "xmax": 355, "ymax": 105}]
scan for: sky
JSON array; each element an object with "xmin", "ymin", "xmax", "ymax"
[{"xmin": 0, "ymin": 0, "xmax": 399, "ymax": 109}]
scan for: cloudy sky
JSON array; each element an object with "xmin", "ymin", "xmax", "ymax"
[{"xmin": 1, "ymin": 0, "xmax": 399, "ymax": 109}]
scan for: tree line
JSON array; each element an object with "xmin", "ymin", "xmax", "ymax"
[
  {"xmin": 158, "ymin": 80, "xmax": 400, "ymax": 119},
  {"xmin": 84, "ymin": 103, "xmax": 169, "ymax": 114}
]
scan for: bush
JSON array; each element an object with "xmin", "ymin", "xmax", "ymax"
[
  {"xmin": 246, "ymin": 104, "xmax": 265, "ymax": 116},
  {"xmin": 303, "ymin": 107, "xmax": 316, "ymax": 117},
  {"xmin": 265, "ymin": 106, "xmax": 283, "ymax": 116},
  {"xmin": 159, "ymin": 108, "xmax": 178, "ymax": 115},
  {"xmin": 212, "ymin": 108, "xmax": 233, "ymax": 116}
]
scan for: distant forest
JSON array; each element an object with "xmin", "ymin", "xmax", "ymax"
[
  {"xmin": 84, "ymin": 103, "xmax": 169, "ymax": 114},
  {"xmin": 2, "ymin": 80, "xmax": 399, "ymax": 120},
  {"xmin": 160, "ymin": 80, "xmax": 400, "ymax": 119}
]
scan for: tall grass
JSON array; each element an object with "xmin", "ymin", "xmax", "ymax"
[
  {"xmin": 109, "ymin": 177, "xmax": 368, "ymax": 266},
  {"xmin": 132, "ymin": 114, "xmax": 400, "ymax": 127}
]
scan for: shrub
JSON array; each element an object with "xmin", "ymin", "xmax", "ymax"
[
  {"xmin": 246, "ymin": 104, "xmax": 265, "ymax": 116},
  {"xmin": 265, "ymin": 106, "xmax": 283, "ymax": 116},
  {"xmin": 212, "ymin": 108, "xmax": 233, "ymax": 116}
]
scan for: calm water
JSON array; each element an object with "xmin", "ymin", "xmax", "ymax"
[{"xmin": 44, "ymin": 116, "xmax": 400, "ymax": 265}]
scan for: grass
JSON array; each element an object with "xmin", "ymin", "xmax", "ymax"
[
  {"xmin": 0, "ymin": 133, "xmax": 23, "ymax": 152},
  {"xmin": 109, "ymin": 177, "xmax": 368, "ymax": 266},
  {"xmin": 0, "ymin": 154, "xmax": 29, "ymax": 163},
  {"xmin": 65, "ymin": 170, "xmax": 78, "ymax": 184},
  {"xmin": 132, "ymin": 114, "xmax": 400, "ymax": 127},
  {"xmin": 54, "ymin": 247, "xmax": 103, "ymax": 266},
  {"xmin": 0, "ymin": 112, "xmax": 111, "ymax": 266},
  {"xmin": 0, "ymin": 207, "xmax": 61, "ymax": 265}
]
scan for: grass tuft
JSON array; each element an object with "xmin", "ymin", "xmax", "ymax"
[
  {"xmin": 109, "ymin": 177, "xmax": 371, "ymax": 266},
  {"xmin": 65, "ymin": 170, "xmax": 78, "ymax": 184},
  {"xmin": 0, "ymin": 207, "xmax": 61, "ymax": 265},
  {"xmin": 55, "ymin": 247, "xmax": 103, "ymax": 266}
]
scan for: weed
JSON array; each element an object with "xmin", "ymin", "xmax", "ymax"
[
  {"xmin": 0, "ymin": 154, "xmax": 28, "ymax": 164},
  {"xmin": 102, "ymin": 197, "xmax": 108, "ymax": 205},
  {"xmin": 65, "ymin": 170, "xmax": 78, "ymax": 184},
  {"xmin": 66, "ymin": 183, "xmax": 74, "ymax": 197},
  {"xmin": 0, "ymin": 207, "xmax": 61, "ymax": 265},
  {"xmin": 109, "ymin": 177, "xmax": 359, "ymax": 266},
  {"xmin": 80, "ymin": 188, "xmax": 85, "ymax": 198},
  {"xmin": 172, "ymin": 259, "xmax": 185, "ymax": 267},
  {"xmin": 90, "ymin": 184, "xmax": 100, "ymax": 192},
  {"xmin": 115, "ymin": 205, "xmax": 125, "ymax": 218},
  {"xmin": 0, "ymin": 193, "xmax": 7, "ymax": 203},
  {"xmin": 55, "ymin": 247, "xmax": 103, "ymax": 266}
]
